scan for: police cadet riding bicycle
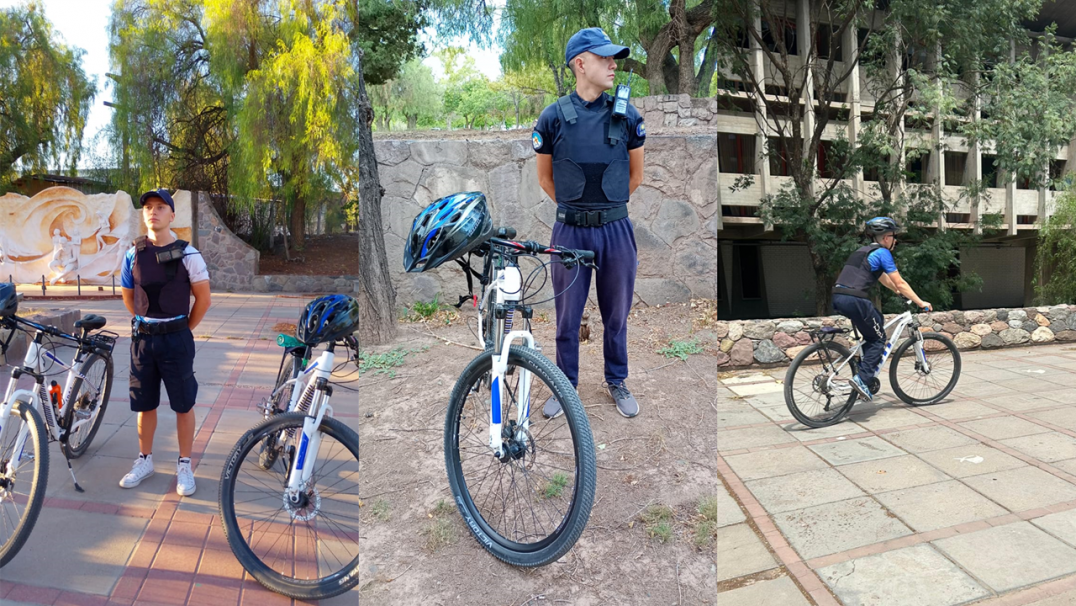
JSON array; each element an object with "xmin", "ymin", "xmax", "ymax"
[
  {"xmin": 404, "ymin": 191, "xmax": 598, "ymax": 567},
  {"xmin": 783, "ymin": 218, "xmax": 961, "ymax": 427}
]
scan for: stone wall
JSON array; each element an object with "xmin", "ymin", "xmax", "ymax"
[
  {"xmin": 375, "ymin": 134, "xmax": 717, "ymax": 306},
  {"xmin": 0, "ymin": 307, "xmax": 81, "ymax": 366},
  {"xmin": 195, "ymin": 191, "xmax": 259, "ymax": 292},
  {"xmin": 636, "ymin": 94, "xmax": 718, "ymax": 129},
  {"xmin": 717, "ymin": 305, "xmax": 1076, "ymax": 368},
  {"xmin": 250, "ymin": 274, "xmax": 358, "ymax": 294}
]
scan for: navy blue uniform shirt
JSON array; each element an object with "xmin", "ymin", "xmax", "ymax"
[{"xmin": 532, "ymin": 91, "xmax": 646, "ymax": 211}]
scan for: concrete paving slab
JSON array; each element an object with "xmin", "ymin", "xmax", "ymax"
[
  {"xmin": 716, "ymin": 575, "xmax": 811, "ymax": 606},
  {"xmin": 874, "ymin": 480, "xmax": 1008, "ymax": 532},
  {"xmin": 728, "ymin": 382, "xmax": 783, "ymax": 397},
  {"xmin": 717, "ymin": 479, "xmax": 747, "ymax": 528},
  {"xmin": 1023, "ymin": 589, "xmax": 1076, "ymax": 605},
  {"xmin": 958, "ymin": 416, "xmax": 1053, "ymax": 440},
  {"xmin": 980, "ymin": 393, "xmax": 1059, "ymax": 412},
  {"xmin": 754, "ymin": 404, "xmax": 796, "ymax": 423},
  {"xmin": 717, "ymin": 425, "xmax": 797, "ymax": 452},
  {"xmin": 845, "ymin": 405, "xmax": 929, "ymax": 431},
  {"xmin": 933, "ymin": 522, "xmax": 1076, "ymax": 592},
  {"xmin": 952, "ymin": 382, "xmax": 1018, "ymax": 400},
  {"xmin": 0, "ymin": 509, "xmax": 147, "ymax": 595},
  {"xmin": 883, "ymin": 426, "xmax": 979, "ymax": 453},
  {"xmin": 817, "ymin": 544, "xmax": 989, "ymax": 606},
  {"xmin": 773, "ymin": 496, "xmax": 912, "ymax": 560},
  {"xmin": 1051, "ymin": 458, "xmax": 1076, "ymax": 476},
  {"xmin": 1041, "ymin": 389, "xmax": 1076, "ymax": 405},
  {"xmin": 1031, "ymin": 506, "xmax": 1076, "ymax": 548},
  {"xmin": 917, "ymin": 444, "xmax": 1026, "ymax": 478},
  {"xmin": 745, "ymin": 468, "xmax": 865, "ymax": 514},
  {"xmin": 717, "ymin": 523, "xmax": 778, "ymax": 582},
  {"xmin": 723, "ymin": 446, "xmax": 829, "ymax": 482},
  {"xmin": 721, "ymin": 373, "xmax": 775, "ymax": 385},
  {"xmin": 838, "ymin": 454, "xmax": 951, "ymax": 494},
  {"xmin": 785, "ymin": 421, "xmax": 867, "ymax": 441},
  {"xmin": 927, "ymin": 401, "xmax": 1004, "ymax": 420},
  {"xmin": 1027, "ymin": 407, "xmax": 1076, "ymax": 431},
  {"xmin": 1000, "ymin": 432, "xmax": 1076, "ymax": 463},
  {"xmin": 993, "ymin": 377, "xmax": 1066, "ymax": 393},
  {"xmin": 963, "ymin": 466, "xmax": 1076, "ymax": 512},
  {"xmin": 718, "ymin": 408, "xmax": 771, "ymax": 428},
  {"xmin": 741, "ymin": 391, "xmax": 787, "ymax": 408},
  {"xmin": 808, "ymin": 436, "xmax": 907, "ymax": 466}
]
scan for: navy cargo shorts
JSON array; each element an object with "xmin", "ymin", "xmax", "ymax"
[{"xmin": 129, "ymin": 328, "xmax": 198, "ymax": 413}]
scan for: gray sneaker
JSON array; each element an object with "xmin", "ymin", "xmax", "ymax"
[
  {"xmin": 607, "ymin": 383, "xmax": 639, "ymax": 418},
  {"xmin": 542, "ymin": 395, "xmax": 563, "ymax": 419}
]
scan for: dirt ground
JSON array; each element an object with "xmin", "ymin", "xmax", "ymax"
[
  {"xmin": 358, "ymin": 301, "xmax": 719, "ymax": 605},
  {"xmin": 258, "ymin": 234, "xmax": 358, "ymax": 275}
]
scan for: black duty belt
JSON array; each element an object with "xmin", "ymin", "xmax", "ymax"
[
  {"xmin": 556, "ymin": 205, "xmax": 628, "ymax": 227},
  {"xmin": 832, "ymin": 286, "xmax": 871, "ymax": 299},
  {"xmin": 133, "ymin": 317, "xmax": 188, "ymax": 335}
]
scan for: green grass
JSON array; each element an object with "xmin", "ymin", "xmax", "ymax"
[
  {"xmin": 431, "ymin": 499, "xmax": 454, "ymax": 516},
  {"xmin": 541, "ymin": 472, "xmax": 570, "ymax": 499},
  {"xmin": 422, "ymin": 499, "xmax": 458, "ymax": 551},
  {"xmin": 641, "ymin": 504, "xmax": 676, "ymax": 543},
  {"xmin": 694, "ymin": 496, "xmax": 719, "ymax": 548},
  {"xmin": 357, "ymin": 348, "xmax": 408, "ymax": 378},
  {"xmin": 657, "ymin": 337, "xmax": 704, "ymax": 361},
  {"xmin": 370, "ymin": 499, "xmax": 391, "ymax": 522}
]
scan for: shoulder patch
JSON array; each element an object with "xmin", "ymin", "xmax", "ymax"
[
  {"xmin": 636, "ymin": 122, "xmax": 646, "ymax": 138},
  {"xmin": 532, "ymin": 131, "xmax": 543, "ymax": 150}
]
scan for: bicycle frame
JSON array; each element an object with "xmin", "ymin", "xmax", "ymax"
[{"xmin": 825, "ymin": 310, "xmax": 929, "ymax": 380}]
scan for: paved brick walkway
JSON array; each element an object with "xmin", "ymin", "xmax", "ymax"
[
  {"xmin": 0, "ymin": 294, "xmax": 358, "ymax": 605},
  {"xmin": 718, "ymin": 343, "xmax": 1076, "ymax": 606}
]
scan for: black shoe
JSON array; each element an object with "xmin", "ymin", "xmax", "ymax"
[
  {"xmin": 542, "ymin": 395, "xmax": 563, "ymax": 419},
  {"xmin": 606, "ymin": 383, "xmax": 639, "ymax": 418}
]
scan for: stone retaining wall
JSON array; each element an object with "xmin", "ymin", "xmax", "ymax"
[
  {"xmin": 375, "ymin": 134, "xmax": 717, "ymax": 306},
  {"xmin": 250, "ymin": 275, "xmax": 358, "ymax": 294},
  {"xmin": 195, "ymin": 192, "xmax": 260, "ymax": 292},
  {"xmin": 636, "ymin": 94, "xmax": 718, "ymax": 129},
  {"xmin": 717, "ymin": 305, "xmax": 1076, "ymax": 368}
]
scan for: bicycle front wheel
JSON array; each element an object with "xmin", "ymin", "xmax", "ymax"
[
  {"xmin": 62, "ymin": 353, "xmax": 113, "ymax": 459},
  {"xmin": 257, "ymin": 351, "xmax": 305, "ymax": 470},
  {"xmin": 784, "ymin": 342, "xmax": 858, "ymax": 428},
  {"xmin": 445, "ymin": 346, "xmax": 596, "ymax": 567},
  {"xmin": 0, "ymin": 399, "xmax": 49, "ymax": 568},
  {"xmin": 218, "ymin": 412, "xmax": 359, "ymax": 600},
  {"xmin": 889, "ymin": 332, "xmax": 961, "ymax": 405}
]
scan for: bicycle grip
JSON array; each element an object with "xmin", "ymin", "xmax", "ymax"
[
  {"xmin": 495, "ymin": 227, "xmax": 517, "ymax": 239},
  {"xmin": 578, "ymin": 250, "xmax": 595, "ymax": 262}
]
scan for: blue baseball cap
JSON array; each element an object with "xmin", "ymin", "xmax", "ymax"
[
  {"xmin": 139, "ymin": 188, "xmax": 175, "ymax": 211},
  {"xmin": 565, "ymin": 27, "xmax": 629, "ymax": 66}
]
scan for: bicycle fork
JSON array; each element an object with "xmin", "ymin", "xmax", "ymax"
[{"xmin": 489, "ymin": 331, "xmax": 535, "ymax": 458}]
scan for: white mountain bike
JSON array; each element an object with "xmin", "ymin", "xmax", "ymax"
[
  {"xmin": 217, "ymin": 334, "xmax": 359, "ymax": 600},
  {"xmin": 784, "ymin": 301, "xmax": 961, "ymax": 427},
  {"xmin": 0, "ymin": 309, "xmax": 115, "ymax": 567}
]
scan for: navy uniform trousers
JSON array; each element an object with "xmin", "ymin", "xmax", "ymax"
[{"xmin": 550, "ymin": 216, "xmax": 637, "ymax": 387}]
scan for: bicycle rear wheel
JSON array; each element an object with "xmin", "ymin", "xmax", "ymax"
[
  {"xmin": 889, "ymin": 332, "xmax": 961, "ymax": 405},
  {"xmin": 62, "ymin": 353, "xmax": 113, "ymax": 459},
  {"xmin": 0, "ymin": 399, "xmax": 49, "ymax": 567},
  {"xmin": 445, "ymin": 346, "xmax": 596, "ymax": 567},
  {"xmin": 784, "ymin": 342, "xmax": 858, "ymax": 428},
  {"xmin": 218, "ymin": 412, "xmax": 359, "ymax": 600}
]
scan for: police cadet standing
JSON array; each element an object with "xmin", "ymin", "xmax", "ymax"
[
  {"xmin": 119, "ymin": 189, "xmax": 211, "ymax": 496},
  {"xmin": 532, "ymin": 27, "xmax": 646, "ymax": 419}
]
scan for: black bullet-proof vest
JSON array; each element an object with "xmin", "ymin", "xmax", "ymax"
[
  {"xmin": 132, "ymin": 236, "xmax": 191, "ymax": 318},
  {"xmin": 833, "ymin": 243, "xmax": 886, "ymax": 299},
  {"xmin": 551, "ymin": 92, "xmax": 631, "ymax": 208}
]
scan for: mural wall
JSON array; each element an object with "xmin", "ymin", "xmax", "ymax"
[{"xmin": 0, "ymin": 187, "xmax": 193, "ymax": 285}]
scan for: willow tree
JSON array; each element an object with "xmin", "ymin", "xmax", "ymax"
[
  {"xmin": 205, "ymin": 0, "xmax": 353, "ymax": 251},
  {"xmin": 0, "ymin": 2, "xmax": 95, "ymax": 190}
]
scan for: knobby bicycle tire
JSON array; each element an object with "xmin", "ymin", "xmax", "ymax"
[
  {"xmin": 889, "ymin": 332, "xmax": 961, "ymax": 406},
  {"xmin": 445, "ymin": 345, "xmax": 597, "ymax": 567},
  {"xmin": 784, "ymin": 342, "xmax": 858, "ymax": 428},
  {"xmin": 62, "ymin": 353, "xmax": 113, "ymax": 459},
  {"xmin": 0, "ymin": 400, "xmax": 49, "ymax": 568},
  {"xmin": 218, "ymin": 412, "xmax": 360, "ymax": 600}
]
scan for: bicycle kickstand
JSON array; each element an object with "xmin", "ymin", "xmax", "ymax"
[{"xmin": 59, "ymin": 434, "xmax": 84, "ymax": 492}]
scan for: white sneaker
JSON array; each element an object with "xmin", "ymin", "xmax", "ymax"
[
  {"xmin": 176, "ymin": 457, "xmax": 196, "ymax": 497},
  {"xmin": 119, "ymin": 454, "xmax": 154, "ymax": 488}
]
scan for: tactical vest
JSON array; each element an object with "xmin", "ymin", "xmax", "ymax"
[
  {"xmin": 132, "ymin": 236, "xmax": 192, "ymax": 318},
  {"xmin": 833, "ymin": 243, "xmax": 886, "ymax": 299},
  {"xmin": 551, "ymin": 93, "xmax": 631, "ymax": 206}
]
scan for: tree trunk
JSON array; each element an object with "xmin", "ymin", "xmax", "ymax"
[
  {"xmin": 808, "ymin": 246, "xmax": 832, "ymax": 317},
  {"xmin": 406, "ymin": 114, "xmax": 417, "ymax": 130},
  {"xmin": 356, "ymin": 48, "xmax": 397, "ymax": 346},
  {"xmin": 290, "ymin": 191, "xmax": 306, "ymax": 251},
  {"xmin": 695, "ymin": 28, "xmax": 719, "ymax": 96}
]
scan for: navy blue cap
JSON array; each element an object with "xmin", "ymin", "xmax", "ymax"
[
  {"xmin": 139, "ymin": 189, "xmax": 175, "ymax": 212},
  {"xmin": 565, "ymin": 28, "xmax": 629, "ymax": 66}
]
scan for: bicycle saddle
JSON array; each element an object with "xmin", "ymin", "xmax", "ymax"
[
  {"xmin": 819, "ymin": 326, "xmax": 850, "ymax": 334},
  {"xmin": 75, "ymin": 314, "xmax": 107, "ymax": 331}
]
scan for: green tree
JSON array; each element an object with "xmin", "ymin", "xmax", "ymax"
[
  {"xmin": 715, "ymin": 0, "xmax": 1046, "ymax": 315},
  {"xmin": 1037, "ymin": 182, "xmax": 1076, "ymax": 305},
  {"xmin": 0, "ymin": 2, "xmax": 96, "ymax": 190},
  {"xmin": 394, "ymin": 59, "xmax": 443, "ymax": 129},
  {"xmin": 354, "ymin": 0, "xmax": 426, "ymax": 85}
]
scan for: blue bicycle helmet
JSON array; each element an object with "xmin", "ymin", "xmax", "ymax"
[
  {"xmin": 0, "ymin": 283, "xmax": 16, "ymax": 319},
  {"xmin": 865, "ymin": 216, "xmax": 901, "ymax": 236},
  {"xmin": 296, "ymin": 295, "xmax": 359, "ymax": 345},
  {"xmin": 404, "ymin": 191, "xmax": 493, "ymax": 273}
]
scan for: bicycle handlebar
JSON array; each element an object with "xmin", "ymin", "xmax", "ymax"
[{"xmin": 488, "ymin": 231, "xmax": 595, "ymax": 264}]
